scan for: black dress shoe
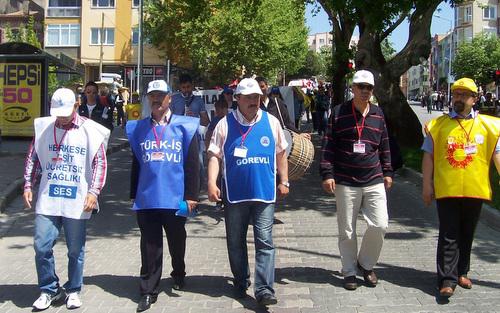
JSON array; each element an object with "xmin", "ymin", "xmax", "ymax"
[
  {"xmin": 343, "ymin": 275, "xmax": 358, "ymax": 290},
  {"xmin": 137, "ymin": 294, "xmax": 157, "ymax": 312},
  {"xmin": 233, "ymin": 287, "xmax": 247, "ymax": 299},
  {"xmin": 257, "ymin": 293, "xmax": 278, "ymax": 306},
  {"xmin": 172, "ymin": 277, "xmax": 185, "ymax": 291}
]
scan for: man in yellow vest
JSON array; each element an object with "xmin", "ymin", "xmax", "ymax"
[{"xmin": 422, "ymin": 77, "xmax": 500, "ymax": 298}]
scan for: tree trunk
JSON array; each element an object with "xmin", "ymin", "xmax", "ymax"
[{"xmin": 354, "ymin": 2, "xmax": 440, "ymax": 148}]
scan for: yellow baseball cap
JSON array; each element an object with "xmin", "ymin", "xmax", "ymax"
[{"xmin": 451, "ymin": 78, "xmax": 478, "ymax": 93}]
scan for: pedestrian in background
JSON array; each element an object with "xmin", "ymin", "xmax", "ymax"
[
  {"xmin": 126, "ymin": 80, "xmax": 200, "ymax": 312},
  {"xmin": 79, "ymin": 81, "xmax": 114, "ymax": 131},
  {"xmin": 24, "ymin": 88, "xmax": 110, "ymax": 311},
  {"xmin": 170, "ymin": 73, "xmax": 209, "ymax": 188},
  {"xmin": 320, "ymin": 70, "xmax": 393, "ymax": 291},
  {"xmin": 422, "ymin": 77, "xmax": 500, "ymax": 298},
  {"xmin": 207, "ymin": 78, "xmax": 289, "ymax": 306}
]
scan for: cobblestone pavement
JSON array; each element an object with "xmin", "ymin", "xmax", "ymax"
[{"xmin": 1, "ymin": 145, "xmax": 499, "ymax": 313}]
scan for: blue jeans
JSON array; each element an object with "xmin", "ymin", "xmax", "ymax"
[
  {"xmin": 34, "ymin": 214, "xmax": 87, "ymax": 294},
  {"xmin": 224, "ymin": 201, "xmax": 275, "ymax": 297}
]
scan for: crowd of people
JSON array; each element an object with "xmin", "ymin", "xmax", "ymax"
[{"xmin": 22, "ymin": 71, "xmax": 500, "ymax": 312}]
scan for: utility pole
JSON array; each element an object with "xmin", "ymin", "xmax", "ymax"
[
  {"xmin": 137, "ymin": 0, "xmax": 144, "ymax": 95},
  {"xmin": 98, "ymin": 12, "xmax": 104, "ymax": 81}
]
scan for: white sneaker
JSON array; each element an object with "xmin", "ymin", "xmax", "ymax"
[
  {"xmin": 32, "ymin": 290, "xmax": 63, "ymax": 310},
  {"xmin": 66, "ymin": 292, "xmax": 82, "ymax": 309}
]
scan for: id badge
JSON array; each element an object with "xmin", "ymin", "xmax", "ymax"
[
  {"xmin": 151, "ymin": 151, "xmax": 165, "ymax": 161},
  {"xmin": 234, "ymin": 146, "xmax": 248, "ymax": 158},
  {"xmin": 353, "ymin": 142, "xmax": 366, "ymax": 154},
  {"xmin": 464, "ymin": 144, "xmax": 477, "ymax": 155}
]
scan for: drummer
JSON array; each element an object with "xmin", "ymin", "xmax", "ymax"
[
  {"xmin": 207, "ymin": 78, "xmax": 288, "ymax": 306},
  {"xmin": 255, "ymin": 77, "xmax": 311, "ymax": 140}
]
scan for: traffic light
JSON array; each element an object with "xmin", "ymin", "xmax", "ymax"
[{"xmin": 495, "ymin": 70, "xmax": 500, "ymax": 84}]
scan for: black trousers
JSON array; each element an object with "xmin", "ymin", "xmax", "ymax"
[
  {"xmin": 436, "ymin": 198, "xmax": 482, "ymax": 288},
  {"xmin": 136, "ymin": 210, "xmax": 187, "ymax": 295}
]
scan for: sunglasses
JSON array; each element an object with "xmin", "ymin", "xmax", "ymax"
[{"xmin": 355, "ymin": 84, "xmax": 374, "ymax": 91}]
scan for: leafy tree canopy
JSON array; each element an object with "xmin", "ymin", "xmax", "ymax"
[
  {"xmin": 452, "ymin": 33, "xmax": 500, "ymax": 87},
  {"xmin": 144, "ymin": 0, "xmax": 308, "ymax": 85}
]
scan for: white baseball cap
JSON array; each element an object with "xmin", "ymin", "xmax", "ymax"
[
  {"xmin": 235, "ymin": 78, "xmax": 263, "ymax": 96},
  {"xmin": 352, "ymin": 70, "xmax": 375, "ymax": 86},
  {"xmin": 146, "ymin": 80, "xmax": 171, "ymax": 94},
  {"xmin": 50, "ymin": 88, "xmax": 76, "ymax": 117}
]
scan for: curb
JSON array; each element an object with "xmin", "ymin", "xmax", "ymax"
[
  {"xmin": 0, "ymin": 140, "xmax": 129, "ymax": 213},
  {"xmin": 397, "ymin": 166, "xmax": 500, "ymax": 232}
]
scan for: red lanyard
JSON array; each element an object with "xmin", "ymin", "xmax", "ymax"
[
  {"xmin": 236, "ymin": 112, "xmax": 257, "ymax": 146},
  {"xmin": 151, "ymin": 115, "xmax": 171, "ymax": 149},
  {"xmin": 456, "ymin": 117, "xmax": 475, "ymax": 144},
  {"xmin": 152, "ymin": 123, "xmax": 168, "ymax": 150},
  {"xmin": 53, "ymin": 120, "xmax": 72, "ymax": 152},
  {"xmin": 352, "ymin": 103, "xmax": 368, "ymax": 141}
]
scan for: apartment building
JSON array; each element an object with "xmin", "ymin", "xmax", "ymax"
[
  {"xmin": 43, "ymin": 0, "xmax": 165, "ymax": 91},
  {"xmin": 454, "ymin": 0, "xmax": 499, "ymax": 45},
  {"xmin": 430, "ymin": 33, "xmax": 453, "ymax": 92},
  {"xmin": 307, "ymin": 32, "xmax": 332, "ymax": 52}
]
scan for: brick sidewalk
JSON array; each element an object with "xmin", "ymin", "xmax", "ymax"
[{"xmin": 1, "ymin": 148, "xmax": 499, "ymax": 313}]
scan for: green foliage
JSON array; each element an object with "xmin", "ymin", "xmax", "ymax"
[
  {"xmin": 490, "ymin": 166, "xmax": 500, "ymax": 210},
  {"xmin": 294, "ymin": 48, "xmax": 327, "ymax": 79},
  {"xmin": 4, "ymin": 16, "xmax": 41, "ymax": 48},
  {"xmin": 381, "ymin": 38, "xmax": 396, "ymax": 60},
  {"xmin": 144, "ymin": 0, "xmax": 309, "ymax": 85},
  {"xmin": 452, "ymin": 33, "xmax": 500, "ymax": 86}
]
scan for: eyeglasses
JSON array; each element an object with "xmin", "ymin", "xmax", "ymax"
[
  {"xmin": 452, "ymin": 91, "xmax": 474, "ymax": 98},
  {"xmin": 355, "ymin": 84, "xmax": 374, "ymax": 91}
]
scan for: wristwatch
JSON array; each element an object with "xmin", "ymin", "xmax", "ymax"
[{"xmin": 280, "ymin": 181, "xmax": 290, "ymax": 188}]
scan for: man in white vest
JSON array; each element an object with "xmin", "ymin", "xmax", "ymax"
[{"xmin": 23, "ymin": 88, "xmax": 110, "ymax": 311}]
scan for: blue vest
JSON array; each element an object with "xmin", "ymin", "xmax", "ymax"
[
  {"xmin": 126, "ymin": 115, "xmax": 199, "ymax": 210},
  {"xmin": 224, "ymin": 111, "xmax": 276, "ymax": 203}
]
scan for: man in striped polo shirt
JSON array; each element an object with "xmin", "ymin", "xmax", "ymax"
[{"xmin": 320, "ymin": 70, "xmax": 393, "ymax": 290}]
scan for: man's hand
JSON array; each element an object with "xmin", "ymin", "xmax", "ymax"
[
  {"xmin": 208, "ymin": 182, "xmax": 221, "ymax": 203},
  {"xmin": 23, "ymin": 190, "xmax": 33, "ymax": 209},
  {"xmin": 277, "ymin": 184, "xmax": 289, "ymax": 199},
  {"xmin": 384, "ymin": 176, "xmax": 393, "ymax": 189},
  {"xmin": 186, "ymin": 200, "xmax": 198, "ymax": 213},
  {"xmin": 322, "ymin": 179, "xmax": 335, "ymax": 194},
  {"xmin": 422, "ymin": 183, "xmax": 434, "ymax": 207},
  {"xmin": 83, "ymin": 193, "xmax": 98, "ymax": 212}
]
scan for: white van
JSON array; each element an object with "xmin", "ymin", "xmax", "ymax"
[{"xmin": 100, "ymin": 73, "xmax": 121, "ymax": 83}]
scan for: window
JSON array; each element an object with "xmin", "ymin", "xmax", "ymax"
[
  {"xmin": 49, "ymin": 0, "xmax": 80, "ymax": 5},
  {"xmin": 90, "ymin": 28, "xmax": 114, "ymax": 45},
  {"xmin": 464, "ymin": 6, "xmax": 472, "ymax": 22},
  {"xmin": 92, "ymin": 0, "xmax": 114, "ymax": 8},
  {"xmin": 132, "ymin": 27, "xmax": 139, "ymax": 45},
  {"xmin": 483, "ymin": 26, "xmax": 497, "ymax": 35},
  {"xmin": 483, "ymin": 5, "xmax": 496, "ymax": 19},
  {"xmin": 455, "ymin": 5, "xmax": 472, "ymax": 25},
  {"xmin": 319, "ymin": 38, "xmax": 324, "ymax": 44},
  {"xmin": 46, "ymin": 24, "xmax": 80, "ymax": 46},
  {"xmin": 132, "ymin": 0, "xmax": 140, "ymax": 7}
]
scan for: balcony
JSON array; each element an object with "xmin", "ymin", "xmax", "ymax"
[{"xmin": 47, "ymin": 7, "xmax": 81, "ymax": 17}]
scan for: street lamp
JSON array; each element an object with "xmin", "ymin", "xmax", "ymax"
[{"xmin": 434, "ymin": 14, "xmax": 453, "ymax": 105}]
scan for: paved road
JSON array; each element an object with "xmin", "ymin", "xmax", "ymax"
[{"xmin": 1, "ymin": 130, "xmax": 499, "ymax": 312}]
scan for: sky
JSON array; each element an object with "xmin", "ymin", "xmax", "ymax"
[{"xmin": 305, "ymin": 2, "xmax": 454, "ymax": 52}]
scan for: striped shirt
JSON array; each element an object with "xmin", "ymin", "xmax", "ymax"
[
  {"xmin": 24, "ymin": 114, "xmax": 108, "ymax": 196},
  {"xmin": 320, "ymin": 100, "xmax": 393, "ymax": 186}
]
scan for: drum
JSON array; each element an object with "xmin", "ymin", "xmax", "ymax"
[{"xmin": 284, "ymin": 130, "xmax": 315, "ymax": 180}]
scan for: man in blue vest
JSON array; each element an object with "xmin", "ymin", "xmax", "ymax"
[
  {"xmin": 207, "ymin": 78, "xmax": 289, "ymax": 307},
  {"xmin": 126, "ymin": 80, "xmax": 200, "ymax": 312}
]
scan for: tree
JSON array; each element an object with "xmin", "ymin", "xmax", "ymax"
[
  {"xmin": 144, "ymin": 0, "xmax": 309, "ymax": 85},
  {"xmin": 452, "ymin": 33, "xmax": 500, "ymax": 87},
  {"xmin": 5, "ymin": 16, "xmax": 41, "ymax": 48},
  {"xmin": 315, "ymin": 0, "xmax": 457, "ymax": 148}
]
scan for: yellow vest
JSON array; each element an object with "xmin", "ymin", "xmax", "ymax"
[{"xmin": 426, "ymin": 114, "xmax": 500, "ymax": 200}]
